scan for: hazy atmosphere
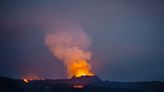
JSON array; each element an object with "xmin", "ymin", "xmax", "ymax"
[{"xmin": 0, "ymin": 0, "xmax": 164, "ymax": 81}]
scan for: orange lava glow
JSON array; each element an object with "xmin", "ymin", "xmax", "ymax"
[
  {"xmin": 73, "ymin": 85, "xmax": 84, "ymax": 89},
  {"xmin": 68, "ymin": 59, "xmax": 94, "ymax": 78},
  {"xmin": 22, "ymin": 75, "xmax": 43, "ymax": 83},
  {"xmin": 23, "ymin": 79, "xmax": 29, "ymax": 83}
]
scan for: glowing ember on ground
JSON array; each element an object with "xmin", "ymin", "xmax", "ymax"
[
  {"xmin": 23, "ymin": 79, "xmax": 29, "ymax": 83},
  {"xmin": 73, "ymin": 85, "xmax": 84, "ymax": 89},
  {"xmin": 23, "ymin": 78, "xmax": 35, "ymax": 83},
  {"xmin": 22, "ymin": 75, "xmax": 44, "ymax": 83}
]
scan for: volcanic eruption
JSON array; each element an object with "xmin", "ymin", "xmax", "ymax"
[{"xmin": 45, "ymin": 26, "xmax": 94, "ymax": 78}]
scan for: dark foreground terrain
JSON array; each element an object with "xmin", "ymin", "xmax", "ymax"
[{"xmin": 0, "ymin": 76, "xmax": 164, "ymax": 92}]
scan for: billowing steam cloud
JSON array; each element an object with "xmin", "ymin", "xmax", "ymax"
[{"xmin": 45, "ymin": 26, "xmax": 94, "ymax": 78}]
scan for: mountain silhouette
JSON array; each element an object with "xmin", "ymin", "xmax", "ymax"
[{"xmin": 0, "ymin": 76, "xmax": 164, "ymax": 92}]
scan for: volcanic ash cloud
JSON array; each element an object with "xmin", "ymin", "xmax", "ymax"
[{"xmin": 45, "ymin": 29, "xmax": 94, "ymax": 78}]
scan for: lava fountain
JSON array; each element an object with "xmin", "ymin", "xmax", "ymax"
[{"xmin": 45, "ymin": 27, "xmax": 94, "ymax": 78}]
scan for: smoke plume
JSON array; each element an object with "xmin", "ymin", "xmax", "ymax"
[{"xmin": 45, "ymin": 25, "xmax": 94, "ymax": 78}]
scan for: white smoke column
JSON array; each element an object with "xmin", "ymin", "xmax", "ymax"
[{"xmin": 45, "ymin": 26, "xmax": 94, "ymax": 78}]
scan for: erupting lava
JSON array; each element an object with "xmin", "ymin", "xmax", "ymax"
[
  {"xmin": 69, "ymin": 59, "xmax": 94, "ymax": 78},
  {"xmin": 22, "ymin": 75, "xmax": 43, "ymax": 83},
  {"xmin": 23, "ymin": 79, "xmax": 29, "ymax": 83},
  {"xmin": 45, "ymin": 26, "xmax": 94, "ymax": 78}
]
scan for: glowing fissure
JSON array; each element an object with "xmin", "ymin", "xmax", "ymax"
[{"xmin": 73, "ymin": 84, "xmax": 84, "ymax": 88}]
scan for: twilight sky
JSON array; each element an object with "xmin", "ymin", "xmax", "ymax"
[{"xmin": 0, "ymin": 0, "xmax": 164, "ymax": 81}]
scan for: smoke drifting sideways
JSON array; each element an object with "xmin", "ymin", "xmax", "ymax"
[{"xmin": 45, "ymin": 24, "xmax": 94, "ymax": 78}]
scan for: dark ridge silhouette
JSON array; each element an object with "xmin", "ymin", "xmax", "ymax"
[{"xmin": 0, "ymin": 75, "xmax": 164, "ymax": 92}]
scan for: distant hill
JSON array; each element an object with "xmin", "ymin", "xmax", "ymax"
[{"xmin": 0, "ymin": 76, "xmax": 164, "ymax": 92}]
